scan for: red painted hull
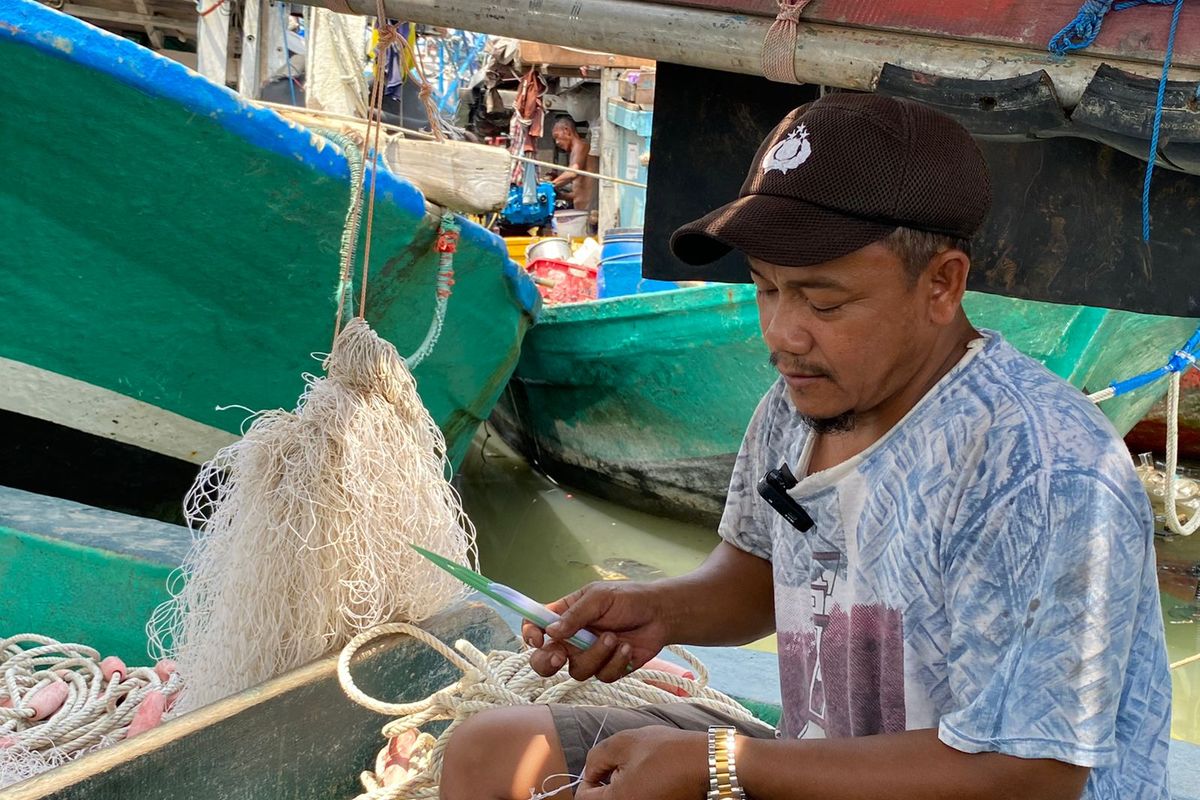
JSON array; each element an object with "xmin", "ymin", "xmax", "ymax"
[{"xmin": 1125, "ymin": 371, "xmax": 1200, "ymax": 459}]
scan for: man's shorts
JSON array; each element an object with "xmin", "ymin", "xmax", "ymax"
[{"xmin": 548, "ymin": 703, "xmax": 778, "ymax": 777}]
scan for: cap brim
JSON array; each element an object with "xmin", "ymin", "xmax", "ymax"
[{"xmin": 669, "ymin": 194, "xmax": 898, "ymax": 279}]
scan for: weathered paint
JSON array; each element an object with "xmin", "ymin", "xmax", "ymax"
[
  {"xmin": 0, "ymin": 0, "xmax": 539, "ymax": 470},
  {"xmin": 5, "ymin": 603, "xmax": 517, "ymax": 800},
  {"xmin": 496, "ymin": 284, "xmax": 1199, "ymax": 523},
  {"xmin": 642, "ymin": 0, "xmax": 1200, "ymax": 68},
  {"xmin": 0, "ymin": 358, "xmax": 238, "ymax": 465},
  {"xmin": 0, "ymin": 487, "xmax": 186, "ymax": 663}
]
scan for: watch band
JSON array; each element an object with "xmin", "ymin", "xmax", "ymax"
[{"xmin": 706, "ymin": 725, "xmax": 745, "ymax": 800}]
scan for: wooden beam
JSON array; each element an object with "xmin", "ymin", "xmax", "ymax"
[
  {"xmin": 238, "ymin": 0, "xmax": 264, "ymax": 96},
  {"xmin": 518, "ymin": 41, "xmax": 655, "ymax": 70},
  {"xmin": 58, "ymin": 3, "xmax": 196, "ymax": 35},
  {"xmin": 130, "ymin": 0, "xmax": 164, "ymax": 49},
  {"xmin": 597, "ymin": 67, "xmax": 623, "ymax": 237}
]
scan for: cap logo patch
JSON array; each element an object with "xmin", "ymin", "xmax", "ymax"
[{"xmin": 760, "ymin": 123, "xmax": 811, "ymax": 175}]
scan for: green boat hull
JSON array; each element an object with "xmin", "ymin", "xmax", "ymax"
[
  {"xmin": 494, "ymin": 284, "xmax": 1198, "ymax": 525},
  {"xmin": 3, "ymin": 602, "xmax": 516, "ymax": 800},
  {"xmin": 0, "ymin": 0, "xmax": 539, "ymax": 475}
]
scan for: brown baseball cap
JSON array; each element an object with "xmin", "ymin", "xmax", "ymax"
[{"xmin": 669, "ymin": 93, "xmax": 991, "ymax": 277}]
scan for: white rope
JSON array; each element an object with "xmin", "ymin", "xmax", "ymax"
[
  {"xmin": 336, "ymin": 623, "xmax": 760, "ymax": 800},
  {"xmin": 0, "ymin": 636, "xmax": 181, "ymax": 789},
  {"xmin": 1086, "ymin": 386, "xmax": 1116, "ymax": 404},
  {"xmin": 1163, "ymin": 370, "xmax": 1199, "ymax": 535}
]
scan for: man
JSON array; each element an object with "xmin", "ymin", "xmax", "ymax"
[
  {"xmin": 550, "ymin": 116, "xmax": 593, "ymax": 210},
  {"xmin": 440, "ymin": 93, "xmax": 1171, "ymax": 800}
]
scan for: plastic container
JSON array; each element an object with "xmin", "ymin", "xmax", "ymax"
[
  {"xmin": 526, "ymin": 258, "xmax": 597, "ymax": 304},
  {"xmin": 597, "ymin": 228, "xmax": 677, "ymax": 298},
  {"xmin": 555, "ymin": 209, "xmax": 590, "ymax": 238}
]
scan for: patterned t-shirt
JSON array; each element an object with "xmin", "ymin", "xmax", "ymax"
[{"xmin": 720, "ymin": 331, "xmax": 1171, "ymax": 799}]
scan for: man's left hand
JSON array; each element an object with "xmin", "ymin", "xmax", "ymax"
[{"xmin": 576, "ymin": 727, "xmax": 708, "ymax": 800}]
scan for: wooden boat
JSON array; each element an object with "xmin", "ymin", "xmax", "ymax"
[
  {"xmin": 3, "ymin": 581, "xmax": 1199, "ymax": 799},
  {"xmin": 491, "ymin": 286, "xmax": 1199, "ymax": 525},
  {"xmin": 0, "ymin": 602, "xmax": 519, "ymax": 800},
  {"xmin": 0, "ymin": 0, "xmax": 540, "ymax": 520}
]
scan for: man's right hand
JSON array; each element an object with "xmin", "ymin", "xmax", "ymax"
[{"xmin": 522, "ymin": 581, "xmax": 671, "ymax": 683}]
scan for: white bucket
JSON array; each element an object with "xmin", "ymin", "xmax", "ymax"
[{"xmin": 555, "ymin": 209, "xmax": 590, "ymax": 238}]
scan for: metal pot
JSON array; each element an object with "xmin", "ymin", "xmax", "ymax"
[{"xmin": 525, "ymin": 237, "xmax": 573, "ymax": 264}]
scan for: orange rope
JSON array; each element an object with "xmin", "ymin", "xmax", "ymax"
[{"xmin": 197, "ymin": 0, "xmax": 226, "ymax": 17}]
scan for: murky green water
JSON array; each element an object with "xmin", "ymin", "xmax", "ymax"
[
  {"xmin": 459, "ymin": 428, "xmax": 717, "ymax": 603},
  {"xmin": 1159, "ymin": 532, "xmax": 1200, "ymax": 743},
  {"xmin": 458, "ymin": 428, "xmax": 1200, "ymax": 743}
]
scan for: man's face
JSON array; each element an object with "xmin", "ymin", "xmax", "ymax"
[
  {"xmin": 750, "ymin": 243, "xmax": 935, "ymax": 429},
  {"xmin": 552, "ymin": 126, "xmax": 572, "ymax": 151}
]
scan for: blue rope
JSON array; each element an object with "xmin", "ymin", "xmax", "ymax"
[
  {"xmin": 1048, "ymin": 0, "xmax": 1186, "ymax": 241},
  {"xmin": 1142, "ymin": 0, "xmax": 1184, "ymax": 240},
  {"xmin": 1049, "ymin": 0, "xmax": 1116, "ymax": 53},
  {"xmin": 1106, "ymin": 325, "xmax": 1200, "ymax": 397}
]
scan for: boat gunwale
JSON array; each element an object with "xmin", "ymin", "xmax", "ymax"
[{"xmin": 540, "ymin": 283, "xmax": 757, "ymax": 326}]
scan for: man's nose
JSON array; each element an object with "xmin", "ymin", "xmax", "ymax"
[{"xmin": 763, "ymin": 301, "xmax": 815, "ymax": 355}]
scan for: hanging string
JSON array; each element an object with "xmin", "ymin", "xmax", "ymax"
[
  {"xmin": 324, "ymin": 130, "xmax": 366, "ymax": 344},
  {"xmin": 1141, "ymin": 0, "xmax": 1185, "ymax": 241},
  {"xmin": 357, "ymin": 5, "xmax": 449, "ymax": 323},
  {"xmin": 1048, "ymin": 0, "xmax": 1189, "ymax": 241},
  {"xmin": 357, "ymin": 1, "xmax": 393, "ymax": 322}
]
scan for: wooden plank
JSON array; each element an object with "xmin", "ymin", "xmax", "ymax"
[
  {"xmin": 636, "ymin": 0, "xmax": 1200, "ymax": 68},
  {"xmin": 519, "ymin": 40, "xmax": 655, "ymax": 69},
  {"xmin": 238, "ymin": 0, "xmax": 263, "ymax": 96},
  {"xmin": 129, "ymin": 0, "xmax": 164, "ymax": 48},
  {"xmin": 59, "ymin": 3, "xmax": 196, "ymax": 34}
]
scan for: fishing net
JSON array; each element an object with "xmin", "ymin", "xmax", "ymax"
[
  {"xmin": 148, "ymin": 318, "xmax": 477, "ymax": 712},
  {"xmin": 0, "ymin": 636, "xmax": 181, "ymax": 789}
]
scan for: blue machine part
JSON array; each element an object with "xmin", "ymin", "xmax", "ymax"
[{"xmin": 500, "ymin": 181, "xmax": 555, "ymax": 227}]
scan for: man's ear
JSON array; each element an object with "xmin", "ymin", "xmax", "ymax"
[{"xmin": 924, "ymin": 248, "xmax": 970, "ymax": 326}]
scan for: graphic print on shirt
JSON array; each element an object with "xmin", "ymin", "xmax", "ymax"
[{"xmin": 780, "ymin": 547, "xmax": 907, "ymax": 739}]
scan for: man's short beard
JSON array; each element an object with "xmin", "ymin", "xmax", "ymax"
[{"xmin": 799, "ymin": 411, "xmax": 856, "ymax": 435}]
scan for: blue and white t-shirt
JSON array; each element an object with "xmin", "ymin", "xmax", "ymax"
[{"xmin": 720, "ymin": 331, "xmax": 1171, "ymax": 799}]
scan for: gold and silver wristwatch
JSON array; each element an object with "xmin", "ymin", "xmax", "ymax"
[{"xmin": 706, "ymin": 725, "xmax": 745, "ymax": 800}]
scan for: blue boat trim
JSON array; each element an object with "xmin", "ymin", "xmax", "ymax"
[{"xmin": 0, "ymin": 0, "xmax": 539, "ymax": 319}]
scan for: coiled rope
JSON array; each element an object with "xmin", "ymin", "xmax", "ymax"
[
  {"xmin": 0, "ymin": 636, "xmax": 181, "ymax": 788},
  {"xmin": 336, "ymin": 623, "xmax": 759, "ymax": 800}
]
